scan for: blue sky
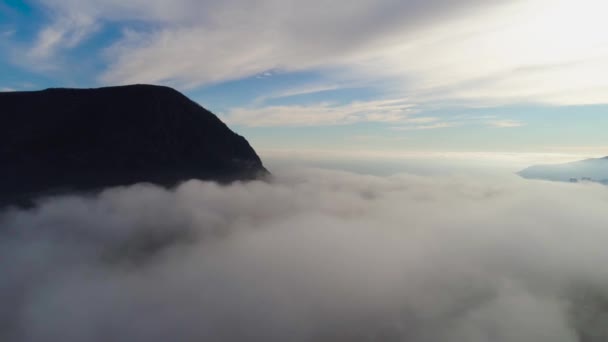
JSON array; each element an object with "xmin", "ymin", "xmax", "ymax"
[{"xmin": 1, "ymin": 0, "xmax": 607, "ymax": 162}]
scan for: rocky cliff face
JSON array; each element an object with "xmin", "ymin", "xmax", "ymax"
[{"xmin": 0, "ymin": 84, "xmax": 269, "ymax": 206}]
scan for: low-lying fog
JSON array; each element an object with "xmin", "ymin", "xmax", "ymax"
[{"xmin": 2, "ymin": 165, "xmax": 608, "ymax": 341}]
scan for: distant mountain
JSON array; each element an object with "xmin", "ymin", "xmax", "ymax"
[
  {"xmin": 0, "ymin": 84, "xmax": 269, "ymax": 206},
  {"xmin": 519, "ymin": 156, "xmax": 608, "ymax": 184}
]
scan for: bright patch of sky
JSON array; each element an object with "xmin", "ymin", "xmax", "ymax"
[{"xmin": 1, "ymin": 0, "xmax": 607, "ymax": 162}]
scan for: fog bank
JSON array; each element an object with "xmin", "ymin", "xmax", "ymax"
[{"xmin": 1, "ymin": 168, "xmax": 608, "ymax": 341}]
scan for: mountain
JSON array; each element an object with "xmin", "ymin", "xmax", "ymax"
[
  {"xmin": 518, "ymin": 156, "xmax": 608, "ymax": 184},
  {"xmin": 0, "ymin": 84, "xmax": 269, "ymax": 206}
]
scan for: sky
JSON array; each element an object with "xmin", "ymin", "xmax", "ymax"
[{"xmin": 1, "ymin": 0, "xmax": 607, "ymax": 163}]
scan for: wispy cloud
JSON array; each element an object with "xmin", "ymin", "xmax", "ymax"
[
  {"xmin": 259, "ymin": 83, "xmax": 347, "ymax": 102},
  {"xmin": 251, "ymin": 82, "xmax": 352, "ymax": 106},
  {"xmin": 20, "ymin": 1, "xmax": 505, "ymax": 90},
  {"xmin": 390, "ymin": 115, "xmax": 524, "ymax": 131},
  {"xmin": 350, "ymin": 134, "xmax": 411, "ymax": 143},
  {"xmin": 29, "ymin": 15, "xmax": 97, "ymax": 57},
  {"xmin": 223, "ymin": 99, "xmax": 417, "ymax": 127},
  {"xmin": 487, "ymin": 119, "xmax": 525, "ymax": 128},
  {"xmin": 223, "ymin": 98, "xmax": 527, "ymax": 130},
  {"xmin": 11, "ymin": 0, "xmax": 608, "ymax": 108},
  {"xmin": 93, "ymin": 0, "xmax": 608, "ymax": 106},
  {"xmin": 391, "ymin": 122, "xmax": 457, "ymax": 130},
  {"xmin": 255, "ymin": 71, "xmax": 274, "ymax": 79}
]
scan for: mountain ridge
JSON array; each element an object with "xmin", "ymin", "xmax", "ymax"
[
  {"xmin": 519, "ymin": 156, "xmax": 608, "ymax": 184},
  {"xmin": 0, "ymin": 84, "xmax": 269, "ymax": 207}
]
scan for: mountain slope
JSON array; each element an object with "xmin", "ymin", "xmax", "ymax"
[
  {"xmin": 0, "ymin": 84, "xmax": 269, "ymax": 206},
  {"xmin": 518, "ymin": 156, "xmax": 608, "ymax": 184}
]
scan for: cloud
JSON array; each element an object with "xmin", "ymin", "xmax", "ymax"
[
  {"xmin": 22, "ymin": 1, "xmax": 481, "ymax": 81},
  {"xmin": 360, "ymin": 0, "xmax": 608, "ymax": 106},
  {"xmin": 27, "ymin": 13, "xmax": 98, "ymax": 63},
  {"xmin": 95, "ymin": 0, "xmax": 512, "ymax": 91},
  {"xmin": 222, "ymin": 100, "xmax": 526, "ymax": 129},
  {"xmin": 486, "ymin": 120, "xmax": 525, "ymax": 128},
  {"xmin": 223, "ymin": 99, "xmax": 416, "ymax": 127},
  {"xmin": 391, "ymin": 121, "xmax": 456, "ymax": 131},
  {"xmin": 1, "ymin": 167, "xmax": 608, "ymax": 341},
  {"xmin": 26, "ymin": 0, "xmax": 608, "ymax": 106},
  {"xmin": 89, "ymin": 0, "xmax": 505, "ymax": 87},
  {"xmin": 389, "ymin": 114, "xmax": 524, "ymax": 131},
  {"xmin": 252, "ymin": 82, "xmax": 353, "ymax": 105}
]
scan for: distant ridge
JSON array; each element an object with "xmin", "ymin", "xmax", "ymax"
[
  {"xmin": 0, "ymin": 84, "xmax": 269, "ymax": 206},
  {"xmin": 519, "ymin": 156, "xmax": 608, "ymax": 184}
]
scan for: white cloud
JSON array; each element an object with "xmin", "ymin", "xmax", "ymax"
[
  {"xmin": 93, "ymin": 0, "xmax": 512, "ymax": 90},
  {"xmin": 27, "ymin": 13, "xmax": 98, "ymax": 62},
  {"xmin": 350, "ymin": 134, "xmax": 411, "ymax": 143},
  {"xmin": 487, "ymin": 120, "xmax": 525, "ymax": 128},
  {"xmin": 387, "ymin": 114, "xmax": 525, "ymax": 131},
  {"xmin": 27, "ymin": 1, "xmax": 498, "ymax": 84},
  {"xmin": 252, "ymin": 82, "xmax": 351, "ymax": 105},
  {"xmin": 222, "ymin": 100, "xmax": 528, "ymax": 129},
  {"xmin": 392, "ymin": 122, "xmax": 456, "ymax": 131},
  {"xmin": 261, "ymin": 150, "xmax": 597, "ymax": 165},
  {"xmin": 361, "ymin": 0, "xmax": 608, "ymax": 106},
  {"xmin": 26, "ymin": 0, "xmax": 608, "ymax": 106},
  {"xmin": 223, "ymin": 99, "xmax": 417, "ymax": 127},
  {"xmin": 2, "ymin": 168, "xmax": 608, "ymax": 341}
]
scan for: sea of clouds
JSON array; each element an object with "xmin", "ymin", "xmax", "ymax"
[{"xmin": 1, "ymin": 167, "xmax": 608, "ymax": 341}]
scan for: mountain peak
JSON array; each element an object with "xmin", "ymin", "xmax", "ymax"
[{"xmin": 0, "ymin": 84, "xmax": 269, "ymax": 206}]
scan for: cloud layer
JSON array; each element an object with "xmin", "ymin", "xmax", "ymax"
[
  {"xmin": 224, "ymin": 99, "xmax": 416, "ymax": 127},
  {"xmin": 2, "ymin": 168, "xmax": 608, "ymax": 341},
  {"xmin": 22, "ymin": 0, "xmax": 608, "ymax": 107},
  {"xmin": 32, "ymin": 0, "xmax": 493, "ymax": 84}
]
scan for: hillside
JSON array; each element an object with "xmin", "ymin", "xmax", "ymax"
[
  {"xmin": 0, "ymin": 84, "xmax": 269, "ymax": 206},
  {"xmin": 519, "ymin": 156, "xmax": 608, "ymax": 184}
]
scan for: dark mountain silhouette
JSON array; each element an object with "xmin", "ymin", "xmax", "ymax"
[
  {"xmin": 0, "ymin": 84, "xmax": 269, "ymax": 207},
  {"xmin": 519, "ymin": 156, "xmax": 608, "ymax": 184}
]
